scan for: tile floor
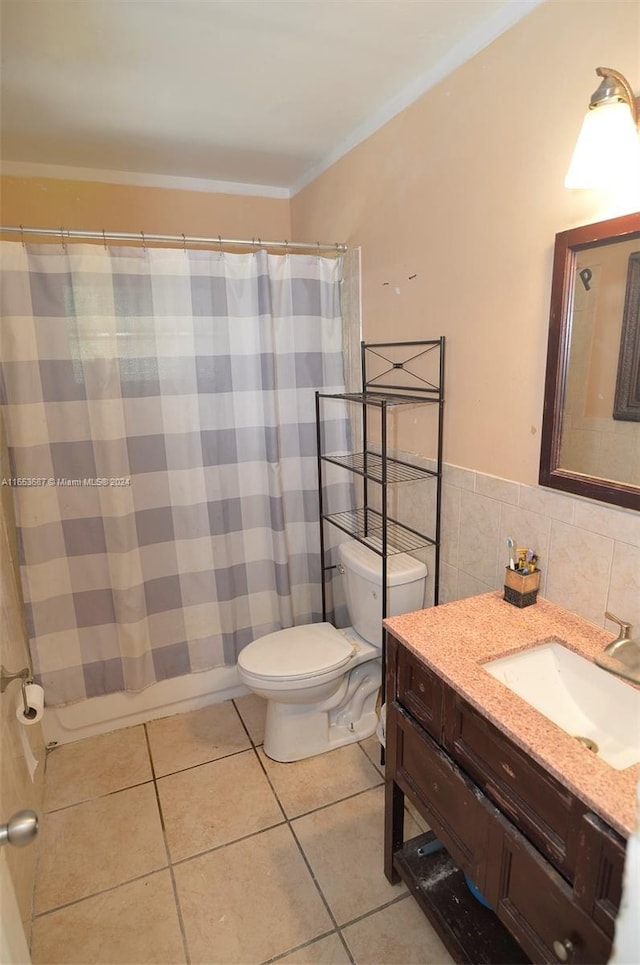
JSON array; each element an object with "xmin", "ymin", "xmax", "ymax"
[{"xmin": 30, "ymin": 694, "xmax": 454, "ymax": 964}]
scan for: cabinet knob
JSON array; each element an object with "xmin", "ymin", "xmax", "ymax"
[{"xmin": 552, "ymin": 938, "xmax": 574, "ymax": 962}]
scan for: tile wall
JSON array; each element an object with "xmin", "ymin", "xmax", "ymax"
[{"xmin": 395, "ymin": 456, "xmax": 640, "ymax": 635}]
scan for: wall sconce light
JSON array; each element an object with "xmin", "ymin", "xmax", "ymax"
[{"xmin": 565, "ymin": 67, "xmax": 640, "ymax": 189}]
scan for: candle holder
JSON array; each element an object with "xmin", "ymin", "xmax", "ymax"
[{"xmin": 503, "ymin": 567, "xmax": 541, "ymax": 608}]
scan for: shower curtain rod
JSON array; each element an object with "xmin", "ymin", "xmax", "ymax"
[{"xmin": 0, "ymin": 224, "xmax": 347, "ymax": 254}]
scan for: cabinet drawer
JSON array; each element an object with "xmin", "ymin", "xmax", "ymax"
[
  {"xmin": 392, "ymin": 703, "xmax": 495, "ymax": 891},
  {"xmin": 493, "ymin": 817, "xmax": 612, "ymax": 964},
  {"xmin": 396, "ymin": 645, "xmax": 443, "ymax": 740},
  {"xmin": 444, "ymin": 692, "xmax": 583, "ymax": 878}
]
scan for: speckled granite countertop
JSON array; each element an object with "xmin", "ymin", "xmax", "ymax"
[{"xmin": 384, "ymin": 591, "xmax": 639, "ymax": 838}]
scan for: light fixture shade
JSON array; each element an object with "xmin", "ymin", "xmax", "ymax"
[{"xmin": 565, "ymin": 101, "xmax": 640, "ymax": 188}]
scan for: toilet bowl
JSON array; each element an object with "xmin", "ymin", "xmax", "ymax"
[{"xmin": 237, "ymin": 540, "xmax": 427, "ymax": 762}]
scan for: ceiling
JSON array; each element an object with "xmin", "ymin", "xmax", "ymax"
[{"xmin": 0, "ymin": 0, "xmax": 542, "ymax": 196}]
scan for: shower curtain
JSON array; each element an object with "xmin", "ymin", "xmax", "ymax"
[{"xmin": 0, "ymin": 241, "xmax": 350, "ymax": 705}]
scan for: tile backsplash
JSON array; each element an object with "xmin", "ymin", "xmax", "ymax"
[{"xmin": 391, "ymin": 454, "xmax": 640, "ymax": 637}]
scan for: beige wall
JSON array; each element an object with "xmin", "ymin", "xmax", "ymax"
[
  {"xmin": 2, "ymin": 1, "xmax": 637, "ymax": 488},
  {"xmin": 291, "ymin": 0, "xmax": 640, "ymax": 485},
  {"xmin": 0, "ymin": 412, "xmax": 45, "ymax": 945},
  {"xmin": 0, "ymin": 3, "xmax": 638, "ymax": 619},
  {"xmin": 0, "ymin": 175, "xmax": 291, "ymax": 240}
]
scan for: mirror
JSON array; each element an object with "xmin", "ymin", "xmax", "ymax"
[{"xmin": 539, "ymin": 212, "xmax": 640, "ymax": 511}]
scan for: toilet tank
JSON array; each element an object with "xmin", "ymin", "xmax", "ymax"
[{"xmin": 338, "ymin": 540, "xmax": 427, "ymax": 648}]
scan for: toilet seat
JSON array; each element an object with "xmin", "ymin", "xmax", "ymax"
[{"xmin": 238, "ymin": 623, "xmax": 354, "ymax": 681}]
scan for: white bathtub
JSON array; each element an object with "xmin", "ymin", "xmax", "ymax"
[{"xmin": 42, "ymin": 665, "xmax": 248, "ymax": 745}]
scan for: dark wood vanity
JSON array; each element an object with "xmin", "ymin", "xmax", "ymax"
[{"xmin": 384, "ymin": 631, "xmax": 628, "ymax": 964}]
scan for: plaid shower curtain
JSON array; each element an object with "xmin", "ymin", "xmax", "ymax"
[{"xmin": 0, "ymin": 242, "xmax": 349, "ymax": 705}]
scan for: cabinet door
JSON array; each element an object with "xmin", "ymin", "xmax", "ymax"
[
  {"xmin": 396, "ymin": 643, "xmax": 443, "ymax": 740},
  {"xmin": 492, "ymin": 816, "xmax": 612, "ymax": 964},
  {"xmin": 574, "ymin": 812, "xmax": 626, "ymax": 938},
  {"xmin": 391, "ymin": 703, "xmax": 496, "ymax": 896}
]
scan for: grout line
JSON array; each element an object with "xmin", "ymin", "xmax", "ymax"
[
  {"xmin": 338, "ymin": 929, "xmax": 357, "ymax": 965},
  {"xmin": 248, "ymin": 741, "xmax": 347, "ymax": 950},
  {"xmin": 285, "ymin": 779, "xmax": 385, "ymax": 822},
  {"xmin": 143, "ymin": 721, "xmax": 192, "ymax": 965},
  {"xmin": 162, "ymin": 726, "xmax": 358, "ymax": 962},
  {"xmin": 254, "ymin": 744, "xmax": 384, "ymax": 821},
  {"xmin": 339, "ymin": 889, "xmax": 412, "ymax": 930},
  {"xmin": 42, "ymin": 776, "xmax": 156, "ymax": 815},
  {"xmin": 250, "ymin": 743, "xmax": 296, "ymax": 823},
  {"xmin": 355, "ymin": 735, "xmax": 385, "ymax": 776},
  {"xmin": 33, "ymin": 699, "xmax": 404, "ymax": 965},
  {"xmin": 163, "ymin": 753, "xmax": 383, "ymax": 867},
  {"xmin": 152, "ymin": 743, "xmax": 254, "ymax": 781},
  {"xmin": 231, "ymin": 695, "xmax": 260, "ymax": 748},
  {"xmin": 163, "ymin": 745, "xmax": 384, "ymax": 866},
  {"xmin": 244, "ymin": 733, "xmax": 382, "ymax": 965},
  {"xmin": 169, "ymin": 819, "xmax": 289, "ymax": 868},
  {"xmin": 285, "ymin": 820, "xmax": 345, "ymax": 939},
  {"xmin": 44, "ymin": 742, "xmax": 259, "ymax": 817},
  {"xmin": 260, "ymin": 928, "xmax": 338, "ymax": 964},
  {"xmin": 31, "ymin": 866, "xmax": 172, "ymax": 920}
]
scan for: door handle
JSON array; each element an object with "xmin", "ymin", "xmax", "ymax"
[{"xmin": 0, "ymin": 810, "xmax": 38, "ymax": 848}]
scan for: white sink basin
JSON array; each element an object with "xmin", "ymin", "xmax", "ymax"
[{"xmin": 484, "ymin": 642, "xmax": 640, "ymax": 770}]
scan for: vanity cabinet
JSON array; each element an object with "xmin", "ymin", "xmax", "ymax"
[
  {"xmin": 442, "ymin": 686, "xmax": 585, "ymax": 880},
  {"xmin": 384, "ymin": 633, "xmax": 627, "ymax": 964}
]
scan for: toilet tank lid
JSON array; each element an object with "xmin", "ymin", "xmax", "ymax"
[{"xmin": 338, "ymin": 540, "xmax": 427, "ymax": 586}]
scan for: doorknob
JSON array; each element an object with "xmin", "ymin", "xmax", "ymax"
[{"xmin": 0, "ymin": 810, "xmax": 38, "ymax": 848}]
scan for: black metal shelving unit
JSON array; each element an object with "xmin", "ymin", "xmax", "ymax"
[{"xmin": 315, "ymin": 337, "xmax": 445, "ymax": 632}]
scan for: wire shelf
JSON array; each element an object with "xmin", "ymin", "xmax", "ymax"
[
  {"xmin": 318, "ymin": 390, "xmax": 439, "ymax": 407},
  {"xmin": 322, "ymin": 451, "xmax": 437, "ymax": 484},
  {"xmin": 317, "ymin": 338, "xmax": 445, "ymax": 617},
  {"xmin": 321, "ymin": 508, "xmax": 435, "ymax": 555}
]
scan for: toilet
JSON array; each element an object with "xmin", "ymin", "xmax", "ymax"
[{"xmin": 237, "ymin": 540, "xmax": 427, "ymax": 762}]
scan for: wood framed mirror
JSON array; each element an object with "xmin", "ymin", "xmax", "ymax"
[{"xmin": 539, "ymin": 212, "xmax": 640, "ymax": 511}]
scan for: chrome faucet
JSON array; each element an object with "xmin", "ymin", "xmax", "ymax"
[
  {"xmin": 595, "ymin": 613, "xmax": 640, "ymax": 685},
  {"xmin": 603, "ymin": 612, "xmax": 633, "ymax": 656}
]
